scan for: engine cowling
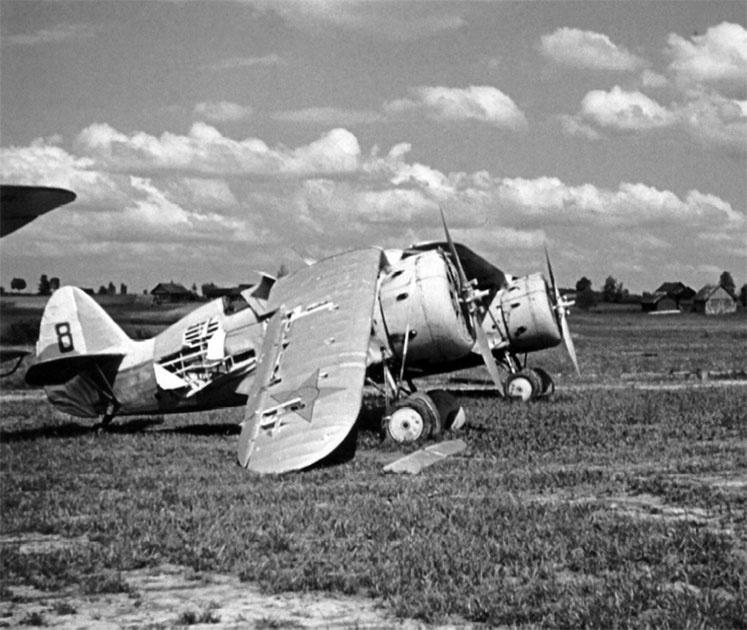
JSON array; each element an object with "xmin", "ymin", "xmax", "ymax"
[
  {"xmin": 489, "ymin": 273, "xmax": 562, "ymax": 352},
  {"xmin": 374, "ymin": 250, "xmax": 474, "ymax": 367}
]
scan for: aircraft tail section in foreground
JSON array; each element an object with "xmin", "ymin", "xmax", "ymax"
[{"xmin": 26, "ymin": 286, "xmax": 133, "ymax": 386}]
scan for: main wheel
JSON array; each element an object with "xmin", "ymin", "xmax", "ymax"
[
  {"xmin": 530, "ymin": 367, "xmax": 555, "ymax": 397},
  {"xmin": 505, "ymin": 370, "xmax": 542, "ymax": 401},
  {"xmin": 427, "ymin": 389, "xmax": 466, "ymax": 431},
  {"xmin": 384, "ymin": 392, "xmax": 440, "ymax": 444}
]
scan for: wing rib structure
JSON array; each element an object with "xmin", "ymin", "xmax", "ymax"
[{"xmin": 238, "ymin": 248, "xmax": 382, "ymax": 474}]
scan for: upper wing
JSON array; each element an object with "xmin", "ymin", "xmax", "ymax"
[
  {"xmin": 1, "ymin": 185, "xmax": 76, "ymax": 237},
  {"xmin": 237, "ymin": 248, "xmax": 383, "ymax": 474}
]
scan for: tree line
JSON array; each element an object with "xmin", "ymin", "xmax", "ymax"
[
  {"xmin": 3, "ymin": 275, "xmax": 127, "ymax": 296},
  {"xmin": 572, "ymin": 270, "xmax": 745, "ymax": 309}
]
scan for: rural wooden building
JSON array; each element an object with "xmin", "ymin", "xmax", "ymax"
[
  {"xmin": 150, "ymin": 282, "xmax": 196, "ymax": 304},
  {"xmin": 641, "ymin": 292, "xmax": 678, "ymax": 312},
  {"xmin": 654, "ymin": 281, "xmax": 695, "ymax": 310},
  {"xmin": 693, "ymin": 285, "xmax": 737, "ymax": 315}
]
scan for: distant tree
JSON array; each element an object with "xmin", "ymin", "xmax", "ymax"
[
  {"xmin": 740, "ymin": 284, "xmax": 747, "ymax": 307},
  {"xmin": 602, "ymin": 276, "xmax": 616, "ymax": 302},
  {"xmin": 191, "ymin": 283, "xmax": 198, "ymax": 293},
  {"xmin": 49, "ymin": 277, "xmax": 60, "ymax": 292},
  {"xmin": 719, "ymin": 271, "xmax": 736, "ymax": 299},
  {"xmin": 38, "ymin": 274, "xmax": 51, "ymax": 296},
  {"xmin": 0, "ymin": 286, "xmax": 4, "ymax": 295},
  {"xmin": 120, "ymin": 283, "xmax": 128, "ymax": 295},
  {"xmin": 576, "ymin": 287, "xmax": 596, "ymax": 310},
  {"xmin": 98, "ymin": 285, "xmax": 108, "ymax": 295},
  {"xmin": 575, "ymin": 276, "xmax": 592, "ymax": 293},
  {"xmin": 107, "ymin": 281, "xmax": 116, "ymax": 295},
  {"xmin": 10, "ymin": 278, "xmax": 26, "ymax": 292},
  {"xmin": 602, "ymin": 275, "xmax": 626, "ymax": 303}
]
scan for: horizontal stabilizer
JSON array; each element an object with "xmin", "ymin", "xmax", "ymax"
[{"xmin": 26, "ymin": 353, "xmax": 125, "ymax": 386}]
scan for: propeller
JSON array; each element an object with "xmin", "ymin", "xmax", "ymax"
[
  {"xmin": 544, "ymin": 247, "xmax": 580, "ymax": 375},
  {"xmin": 439, "ymin": 207, "xmax": 505, "ymax": 395}
]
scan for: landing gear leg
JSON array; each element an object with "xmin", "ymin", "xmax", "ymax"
[{"xmin": 96, "ymin": 401, "xmax": 119, "ymax": 430}]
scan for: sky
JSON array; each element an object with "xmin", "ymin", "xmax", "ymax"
[{"xmin": 1, "ymin": 0, "xmax": 745, "ymax": 294}]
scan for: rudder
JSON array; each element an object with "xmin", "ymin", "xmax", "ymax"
[{"xmin": 26, "ymin": 286, "xmax": 132, "ymax": 386}]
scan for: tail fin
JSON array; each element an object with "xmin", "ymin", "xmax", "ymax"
[{"xmin": 26, "ymin": 286, "xmax": 132, "ymax": 386}]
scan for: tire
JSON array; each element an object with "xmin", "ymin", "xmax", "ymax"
[
  {"xmin": 427, "ymin": 389, "xmax": 466, "ymax": 431},
  {"xmin": 505, "ymin": 370, "xmax": 542, "ymax": 401},
  {"xmin": 384, "ymin": 392, "xmax": 440, "ymax": 443},
  {"xmin": 530, "ymin": 367, "xmax": 555, "ymax": 397}
]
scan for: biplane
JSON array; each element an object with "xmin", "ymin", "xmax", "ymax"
[{"xmin": 25, "ymin": 211, "xmax": 579, "ymax": 474}]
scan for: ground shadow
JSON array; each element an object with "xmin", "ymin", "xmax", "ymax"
[
  {"xmin": 308, "ymin": 425, "xmax": 359, "ymax": 470},
  {"xmin": 0, "ymin": 417, "xmax": 164, "ymax": 442},
  {"xmin": 164, "ymin": 423, "xmax": 240, "ymax": 437}
]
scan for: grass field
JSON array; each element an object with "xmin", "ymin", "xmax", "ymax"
[{"xmin": 1, "ymin": 309, "xmax": 745, "ymax": 627}]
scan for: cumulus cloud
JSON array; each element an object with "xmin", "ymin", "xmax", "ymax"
[
  {"xmin": 269, "ymin": 86, "xmax": 527, "ymax": 130},
  {"xmin": 666, "ymin": 22, "xmax": 747, "ymax": 92},
  {"xmin": 494, "ymin": 176, "xmax": 742, "ymax": 226},
  {"xmin": 2, "ymin": 126, "xmax": 743, "ymax": 291},
  {"xmin": 578, "ymin": 86, "xmax": 676, "ymax": 131},
  {"xmin": 194, "ymin": 101, "xmax": 253, "ymax": 122},
  {"xmin": 75, "ymin": 123, "xmax": 365, "ymax": 177},
  {"xmin": 384, "ymin": 86, "xmax": 527, "ymax": 129},
  {"xmin": 676, "ymin": 91, "xmax": 747, "ymax": 154},
  {"xmin": 540, "ymin": 27, "xmax": 646, "ymax": 71},
  {"xmin": 563, "ymin": 85, "xmax": 747, "ymax": 153},
  {"xmin": 0, "ymin": 142, "xmax": 248, "ymax": 250}
]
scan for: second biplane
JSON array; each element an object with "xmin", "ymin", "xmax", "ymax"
[{"xmin": 27, "ymin": 212, "xmax": 579, "ymax": 474}]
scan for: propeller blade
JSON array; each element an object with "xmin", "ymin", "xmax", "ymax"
[
  {"xmin": 545, "ymin": 246, "xmax": 580, "ymax": 375},
  {"xmin": 560, "ymin": 313, "xmax": 580, "ymax": 376},
  {"xmin": 439, "ymin": 206, "xmax": 469, "ymax": 290},
  {"xmin": 439, "ymin": 206, "xmax": 505, "ymax": 394},
  {"xmin": 544, "ymin": 246, "xmax": 560, "ymax": 302},
  {"xmin": 473, "ymin": 312, "xmax": 505, "ymax": 396}
]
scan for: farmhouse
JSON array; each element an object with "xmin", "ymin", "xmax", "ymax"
[
  {"xmin": 641, "ymin": 292, "xmax": 678, "ymax": 312},
  {"xmin": 150, "ymin": 282, "xmax": 196, "ymax": 304},
  {"xmin": 693, "ymin": 285, "xmax": 737, "ymax": 315},
  {"xmin": 654, "ymin": 281, "xmax": 695, "ymax": 309}
]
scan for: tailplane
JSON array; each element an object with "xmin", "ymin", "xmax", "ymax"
[{"xmin": 26, "ymin": 286, "xmax": 132, "ymax": 386}]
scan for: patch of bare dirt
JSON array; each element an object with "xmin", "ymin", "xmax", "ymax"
[
  {"xmin": 599, "ymin": 493, "xmax": 716, "ymax": 525},
  {"xmin": 0, "ymin": 558, "xmax": 461, "ymax": 629}
]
